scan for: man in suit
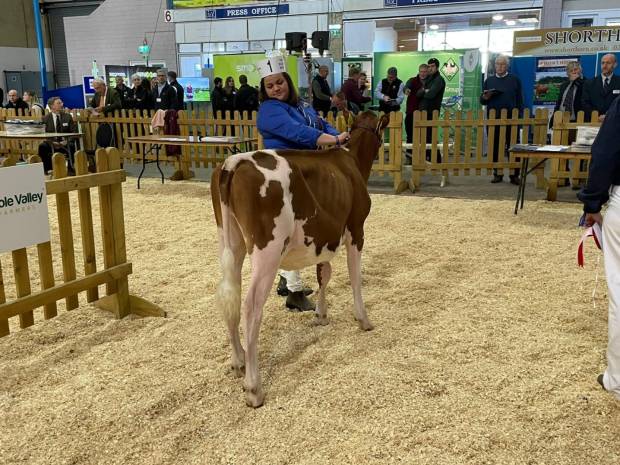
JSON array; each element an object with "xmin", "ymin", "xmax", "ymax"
[
  {"xmin": 582, "ymin": 53, "xmax": 620, "ymax": 122},
  {"xmin": 38, "ymin": 97, "xmax": 78, "ymax": 175},
  {"xmin": 419, "ymin": 58, "xmax": 447, "ymax": 163},
  {"xmin": 89, "ymin": 79, "xmax": 121, "ymax": 116},
  {"xmin": 153, "ymin": 68, "xmax": 173, "ymax": 111},
  {"xmin": 167, "ymin": 70, "xmax": 185, "ymax": 111}
]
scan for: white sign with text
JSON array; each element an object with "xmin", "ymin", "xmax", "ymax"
[{"xmin": 0, "ymin": 163, "xmax": 50, "ymax": 252}]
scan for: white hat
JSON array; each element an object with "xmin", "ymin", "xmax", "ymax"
[{"xmin": 256, "ymin": 54, "xmax": 287, "ymax": 79}]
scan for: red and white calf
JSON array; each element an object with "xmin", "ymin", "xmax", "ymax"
[{"xmin": 211, "ymin": 111, "xmax": 390, "ymax": 407}]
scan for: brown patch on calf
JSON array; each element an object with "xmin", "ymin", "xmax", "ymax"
[
  {"xmin": 228, "ymin": 160, "xmax": 284, "ymax": 252},
  {"xmin": 316, "ymin": 263, "xmax": 324, "ymax": 287},
  {"xmin": 252, "ymin": 151, "xmax": 278, "ymax": 170}
]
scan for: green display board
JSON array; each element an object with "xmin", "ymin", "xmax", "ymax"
[
  {"xmin": 373, "ymin": 50, "xmax": 482, "ymax": 113},
  {"xmin": 213, "ymin": 53, "xmax": 299, "ymax": 89}
]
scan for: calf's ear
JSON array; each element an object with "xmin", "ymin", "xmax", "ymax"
[{"xmin": 375, "ymin": 113, "xmax": 391, "ymax": 135}]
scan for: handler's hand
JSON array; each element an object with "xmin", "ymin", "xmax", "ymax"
[
  {"xmin": 585, "ymin": 212, "xmax": 603, "ymax": 226},
  {"xmin": 338, "ymin": 132, "xmax": 350, "ymax": 145}
]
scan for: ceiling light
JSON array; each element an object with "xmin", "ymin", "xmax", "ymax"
[
  {"xmin": 398, "ymin": 45, "xmax": 405, "ymax": 48},
  {"xmin": 518, "ymin": 16, "xmax": 539, "ymax": 24},
  {"xmin": 430, "ymin": 24, "xmax": 439, "ymax": 30},
  {"xmin": 505, "ymin": 20, "xmax": 516, "ymax": 26},
  {"xmin": 492, "ymin": 14, "xmax": 504, "ymax": 21}
]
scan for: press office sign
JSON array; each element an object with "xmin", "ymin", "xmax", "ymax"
[
  {"xmin": 205, "ymin": 3, "xmax": 289, "ymax": 19},
  {"xmin": 514, "ymin": 26, "xmax": 620, "ymax": 56},
  {"xmin": 0, "ymin": 164, "xmax": 50, "ymax": 253}
]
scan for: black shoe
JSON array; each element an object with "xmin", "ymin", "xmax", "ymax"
[
  {"xmin": 491, "ymin": 175, "xmax": 503, "ymax": 183},
  {"xmin": 597, "ymin": 374, "xmax": 606, "ymax": 391},
  {"xmin": 285, "ymin": 291, "xmax": 315, "ymax": 312},
  {"xmin": 276, "ymin": 276, "xmax": 313, "ymax": 297},
  {"xmin": 509, "ymin": 175, "xmax": 520, "ymax": 186}
]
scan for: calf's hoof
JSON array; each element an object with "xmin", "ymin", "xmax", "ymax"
[
  {"xmin": 312, "ymin": 315, "xmax": 329, "ymax": 326},
  {"xmin": 231, "ymin": 364, "xmax": 245, "ymax": 378},
  {"xmin": 358, "ymin": 319, "xmax": 374, "ymax": 331},
  {"xmin": 244, "ymin": 386, "xmax": 265, "ymax": 408}
]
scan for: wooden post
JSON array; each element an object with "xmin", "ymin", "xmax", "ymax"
[
  {"xmin": 75, "ymin": 151, "xmax": 99, "ymax": 303},
  {"xmin": 12, "ymin": 248, "xmax": 34, "ymax": 328},
  {"xmin": 53, "ymin": 153, "xmax": 79, "ymax": 310}
]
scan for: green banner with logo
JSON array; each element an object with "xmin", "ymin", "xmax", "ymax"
[
  {"xmin": 373, "ymin": 50, "xmax": 481, "ymax": 113},
  {"xmin": 213, "ymin": 53, "xmax": 298, "ymax": 89}
]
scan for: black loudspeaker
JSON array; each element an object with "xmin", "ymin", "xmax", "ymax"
[
  {"xmin": 285, "ymin": 32, "xmax": 307, "ymax": 53},
  {"xmin": 311, "ymin": 31, "xmax": 330, "ymax": 56}
]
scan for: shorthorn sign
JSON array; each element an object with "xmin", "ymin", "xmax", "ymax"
[{"xmin": 514, "ymin": 26, "xmax": 620, "ymax": 56}]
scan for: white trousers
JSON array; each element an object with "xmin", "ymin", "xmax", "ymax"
[
  {"xmin": 279, "ymin": 270, "xmax": 303, "ymax": 292},
  {"xmin": 602, "ymin": 187, "xmax": 620, "ymax": 400}
]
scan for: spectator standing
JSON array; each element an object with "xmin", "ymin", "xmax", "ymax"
[
  {"xmin": 4, "ymin": 89, "xmax": 29, "ymax": 111},
  {"xmin": 403, "ymin": 63, "xmax": 429, "ymax": 162},
  {"xmin": 38, "ymin": 97, "xmax": 78, "ymax": 175},
  {"xmin": 375, "ymin": 66, "xmax": 404, "ymax": 114},
  {"xmin": 341, "ymin": 67, "xmax": 371, "ymax": 109},
  {"xmin": 0, "ymin": 87, "xmax": 4, "ymax": 106},
  {"xmin": 419, "ymin": 58, "xmax": 447, "ymax": 162},
  {"xmin": 220, "ymin": 76, "xmax": 237, "ymax": 117},
  {"xmin": 582, "ymin": 53, "xmax": 620, "ymax": 122},
  {"xmin": 167, "ymin": 70, "xmax": 185, "ymax": 111},
  {"xmin": 211, "ymin": 77, "xmax": 224, "ymax": 115},
  {"xmin": 480, "ymin": 55, "xmax": 523, "ymax": 184},
  {"xmin": 90, "ymin": 78, "xmax": 122, "ymax": 116},
  {"xmin": 127, "ymin": 74, "xmax": 154, "ymax": 111},
  {"xmin": 234, "ymin": 74, "xmax": 259, "ymax": 116},
  {"xmin": 358, "ymin": 72, "xmax": 370, "ymax": 111},
  {"xmin": 153, "ymin": 69, "xmax": 173, "ymax": 111},
  {"xmin": 311, "ymin": 65, "xmax": 332, "ymax": 116},
  {"xmin": 553, "ymin": 61, "xmax": 584, "ymax": 124},
  {"xmin": 23, "ymin": 90, "xmax": 45, "ymax": 116},
  {"xmin": 115, "ymin": 76, "xmax": 132, "ymax": 109}
]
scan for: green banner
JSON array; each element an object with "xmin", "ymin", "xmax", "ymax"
[
  {"xmin": 373, "ymin": 50, "xmax": 481, "ymax": 113},
  {"xmin": 213, "ymin": 53, "xmax": 298, "ymax": 89}
]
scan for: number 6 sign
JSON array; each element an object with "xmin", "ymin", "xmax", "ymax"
[{"xmin": 164, "ymin": 10, "xmax": 173, "ymax": 23}]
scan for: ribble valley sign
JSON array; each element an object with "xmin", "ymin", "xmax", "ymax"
[{"xmin": 0, "ymin": 164, "xmax": 50, "ymax": 253}]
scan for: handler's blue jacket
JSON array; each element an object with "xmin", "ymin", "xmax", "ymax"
[
  {"xmin": 257, "ymin": 99, "xmax": 338, "ymax": 150},
  {"xmin": 578, "ymin": 97, "xmax": 620, "ymax": 213}
]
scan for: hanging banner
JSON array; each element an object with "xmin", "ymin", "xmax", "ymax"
[
  {"xmin": 0, "ymin": 164, "xmax": 50, "ymax": 253},
  {"xmin": 173, "ymin": 0, "xmax": 288, "ymax": 9},
  {"xmin": 205, "ymin": 4, "xmax": 288, "ymax": 19},
  {"xmin": 514, "ymin": 26, "xmax": 620, "ymax": 57},
  {"xmin": 384, "ymin": 0, "xmax": 486, "ymax": 6}
]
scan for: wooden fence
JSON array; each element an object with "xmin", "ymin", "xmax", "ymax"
[
  {"xmin": 0, "ymin": 147, "xmax": 164, "ymax": 338},
  {"xmin": 0, "ymin": 107, "xmax": 599, "ymax": 196},
  {"xmin": 410, "ymin": 108, "xmax": 549, "ymax": 190}
]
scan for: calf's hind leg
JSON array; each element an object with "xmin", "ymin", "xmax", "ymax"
[
  {"xmin": 215, "ymin": 223, "xmax": 246, "ymax": 377},
  {"xmin": 243, "ymin": 249, "xmax": 280, "ymax": 407}
]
